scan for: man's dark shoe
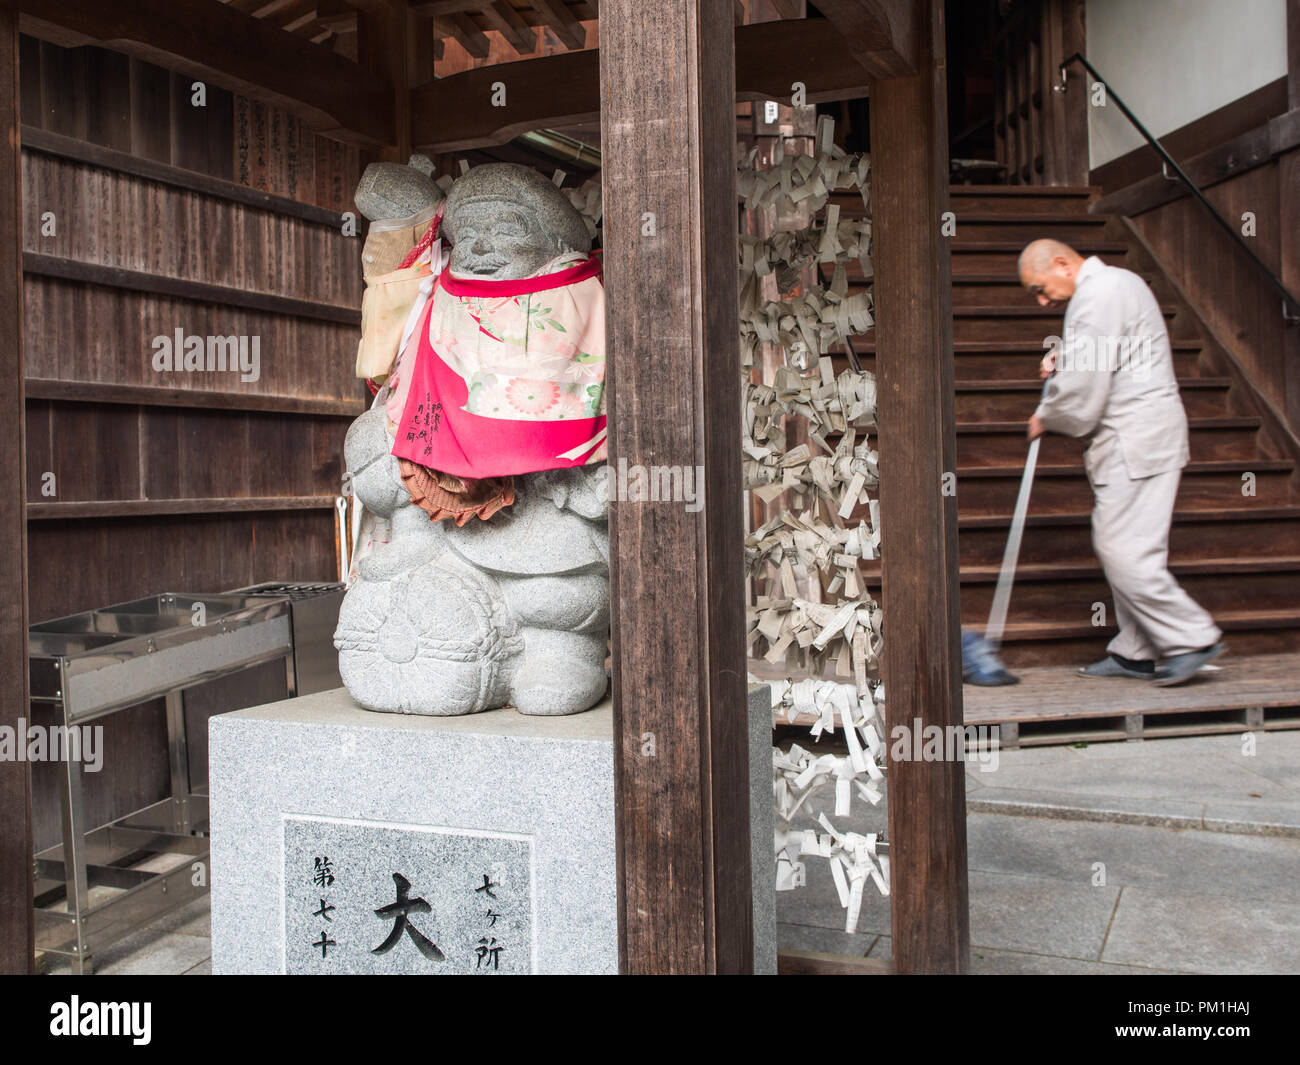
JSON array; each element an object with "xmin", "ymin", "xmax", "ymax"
[
  {"xmin": 961, "ymin": 631, "xmax": 1020, "ymax": 687},
  {"xmin": 1154, "ymin": 642, "xmax": 1226, "ymax": 687},
  {"xmin": 1077, "ymin": 654, "xmax": 1155, "ymax": 680}
]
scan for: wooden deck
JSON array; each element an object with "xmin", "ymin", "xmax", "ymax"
[
  {"xmin": 962, "ymin": 652, "xmax": 1300, "ymax": 747},
  {"xmin": 760, "ymin": 652, "xmax": 1300, "ymax": 748}
]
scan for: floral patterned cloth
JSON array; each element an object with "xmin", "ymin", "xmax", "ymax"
[{"xmin": 389, "ymin": 253, "xmax": 608, "ymax": 479}]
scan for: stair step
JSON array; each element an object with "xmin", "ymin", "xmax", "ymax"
[
  {"xmin": 953, "ymin": 378, "xmax": 1231, "ymax": 420},
  {"xmin": 828, "ymin": 339, "xmax": 1207, "ymax": 379},
  {"xmin": 951, "ymin": 241, "xmax": 1129, "ymax": 273},
  {"xmin": 946, "ymin": 304, "xmax": 1175, "ymax": 342},
  {"xmin": 952, "ymin": 558, "xmax": 1300, "ymax": 618},
  {"xmin": 948, "ymin": 214, "xmax": 1110, "ymax": 244},
  {"xmin": 952, "ymin": 419, "xmax": 1261, "ymax": 465},
  {"xmin": 948, "ymin": 186, "xmax": 1100, "ymax": 215},
  {"xmin": 946, "ymin": 460, "xmax": 1294, "ymax": 516},
  {"xmin": 956, "ymin": 506, "xmax": 1300, "ymax": 567},
  {"xmin": 988, "ymin": 609, "xmax": 1300, "ymax": 668},
  {"xmin": 947, "ymin": 271, "xmax": 1160, "ymax": 306},
  {"xmin": 835, "ymin": 186, "xmax": 1101, "ymax": 218}
]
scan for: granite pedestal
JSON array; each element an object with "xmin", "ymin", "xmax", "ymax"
[{"xmin": 209, "ymin": 685, "xmax": 775, "ymax": 974}]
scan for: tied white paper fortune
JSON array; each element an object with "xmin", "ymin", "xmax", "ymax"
[
  {"xmin": 739, "ymin": 115, "xmax": 889, "ymax": 931},
  {"xmin": 767, "ymin": 680, "xmax": 890, "ymax": 933}
]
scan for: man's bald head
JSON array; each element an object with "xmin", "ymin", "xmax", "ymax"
[{"xmin": 1018, "ymin": 238, "xmax": 1085, "ymax": 307}]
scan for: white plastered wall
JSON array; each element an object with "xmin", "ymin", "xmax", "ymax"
[{"xmin": 1085, "ymin": 0, "xmax": 1288, "ymax": 170}]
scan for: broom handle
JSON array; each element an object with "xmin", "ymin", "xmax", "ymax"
[
  {"xmin": 985, "ymin": 377, "xmax": 1052, "ymax": 650},
  {"xmin": 985, "ymin": 434, "xmax": 1040, "ymax": 650}
]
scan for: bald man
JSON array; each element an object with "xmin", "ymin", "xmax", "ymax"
[{"xmin": 1018, "ymin": 239, "xmax": 1223, "ymax": 686}]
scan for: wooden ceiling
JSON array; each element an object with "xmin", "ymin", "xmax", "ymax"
[
  {"xmin": 17, "ymin": 1, "xmax": 916, "ymax": 151},
  {"xmin": 211, "ymin": 1, "xmax": 807, "ymax": 71},
  {"xmin": 212, "ymin": 0, "xmax": 600, "ymax": 55}
]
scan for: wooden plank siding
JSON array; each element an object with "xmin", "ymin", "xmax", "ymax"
[
  {"xmin": 992, "ymin": 0, "xmax": 1087, "ymax": 186},
  {"xmin": 1129, "ymin": 154, "xmax": 1300, "ymax": 440},
  {"xmin": 0, "ymin": 7, "xmax": 36, "ymax": 975},
  {"xmin": 18, "ymin": 36, "xmax": 364, "ymax": 855}
]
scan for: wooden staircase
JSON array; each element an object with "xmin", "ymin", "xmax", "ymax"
[{"xmin": 835, "ymin": 185, "xmax": 1300, "ymax": 668}]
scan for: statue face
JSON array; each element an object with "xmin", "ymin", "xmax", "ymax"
[{"xmin": 448, "ymin": 201, "xmax": 556, "ymax": 279}]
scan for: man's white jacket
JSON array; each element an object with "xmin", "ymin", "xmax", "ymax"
[{"xmin": 1032, "ymin": 255, "xmax": 1189, "ymax": 485}]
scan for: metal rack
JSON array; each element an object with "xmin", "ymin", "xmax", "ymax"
[{"xmin": 30, "ymin": 592, "xmax": 295, "ymax": 974}]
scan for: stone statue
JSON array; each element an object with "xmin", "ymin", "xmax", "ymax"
[
  {"xmin": 335, "ymin": 163, "xmax": 610, "ymax": 717},
  {"xmin": 355, "ymin": 155, "xmax": 442, "ymax": 224}
]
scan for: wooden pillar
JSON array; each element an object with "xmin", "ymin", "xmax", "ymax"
[
  {"xmin": 870, "ymin": 0, "xmax": 970, "ymax": 974},
  {"xmin": 1040, "ymin": 0, "xmax": 1089, "ymax": 186},
  {"xmin": 598, "ymin": 0, "xmax": 752, "ymax": 973},
  {"xmin": 0, "ymin": 5, "xmax": 35, "ymax": 975},
  {"xmin": 358, "ymin": 1, "xmax": 418, "ymax": 163},
  {"xmin": 1288, "ymin": 0, "xmax": 1299, "ymax": 111}
]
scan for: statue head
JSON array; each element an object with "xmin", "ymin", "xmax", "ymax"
[
  {"xmin": 355, "ymin": 155, "xmax": 445, "ymax": 223},
  {"xmin": 443, "ymin": 163, "xmax": 591, "ymax": 280}
]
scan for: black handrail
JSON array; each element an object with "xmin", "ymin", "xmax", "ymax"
[{"xmin": 1057, "ymin": 52, "xmax": 1300, "ymax": 324}]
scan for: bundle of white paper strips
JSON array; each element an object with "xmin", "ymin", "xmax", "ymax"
[
  {"xmin": 740, "ymin": 289, "xmax": 875, "ymax": 367},
  {"xmin": 740, "ymin": 117, "xmax": 890, "ymax": 928},
  {"xmin": 774, "ymin": 817, "xmax": 891, "ymax": 932},
  {"xmin": 738, "ymin": 213, "xmax": 872, "ymax": 291},
  {"xmin": 767, "ymin": 679, "xmax": 891, "ymax": 932},
  {"xmin": 736, "ymin": 114, "xmax": 871, "ymax": 217}
]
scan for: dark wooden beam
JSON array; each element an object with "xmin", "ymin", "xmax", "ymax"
[
  {"xmin": 734, "ymin": 17, "xmax": 872, "ymax": 105},
  {"xmin": 814, "ymin": 0, "xmax": 918, "ymax": 78},
  {"xmin": 316, "ymin": 0, "xmax": 361, "ymax": 34},
  {"xmin": 28, "ymin": 497, "xmax": 340, "ymax": 520},
  {"xmin": 1290, "ymin": 0, "xmax": 1299, "ymax": 111},
  {"xmin": 440, "ymin": 11, "xmax": 492, "ymax": 58},
  {"xmin": 24, "ymin": 253, "xmax": 361, "ymax": 325},
  {"xmin": 481, "ymin": 0, "xmax": 538, "ymax": 55},
  {"xmin": 869, "ymin": 0, "xmax": 970, "ymax": 974},
  {"xmin": 530, "ymin": 0, "xmax": 587, "ymax": 50},
  {"xmin": 767, "ymin": 0, "xmax": 805, "ymax": 19},
  {"xmin": 16, "ymin": 0, "xmax": 395, "ymax": 146},
  {"xmin": 0, "ymin": 4, "xmax": 34, "ymax": 976},
  {"xmin": 25, "ymin": 378, "xmax": 363, "ymax": 417},
  {"xmin": 414, "ymin": 17, "xmax": 872, "ymax": 151},
  {"xmin": 600, "ymin": 0, "xmax": 751, "ymax": 973},
  {"xmin": 357, "ymin": 0, "xmax": 418, "ymax": 161},
  {"xmin": 1092, "ymin": 111, "xmax": 1300, "ymax": 219}
]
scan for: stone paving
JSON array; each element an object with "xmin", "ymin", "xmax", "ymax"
[
  {"xmin": 42, "ymin": 730, "xmax": 1300, "ymax": 975},
  {"xmin": 779, "ymin": 729, "xmax": 1300, "ymax": 974}
]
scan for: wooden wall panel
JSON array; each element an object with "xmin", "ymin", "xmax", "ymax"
[
  {"xmin": 21, "ymin": 153, "xmax": 362, "ymax": 305},
  {"xmin": 1131, "ymin": 158, "xmax": 1299, "ymax": 431},
  {"xmin": 1, "ymin": 7, "xmax": 34, "ymax": 976},
  {"xmin": 23, "ymin": 280, "xmax": 359, "ymax": 400},
  {"xmin": 27, "ymin": 512, "xmax": 338, "ymax": 623},
  {"xmin": 14, "ymin": 34, "xmax": 365, "ymax": 919}
]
